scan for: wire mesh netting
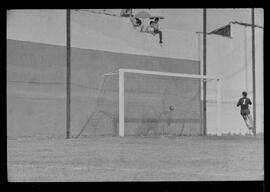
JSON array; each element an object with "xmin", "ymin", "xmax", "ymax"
[
  {"xmin": 75, "ymin": 69, "xmax": 215, "ymax": 138},
  {"xmin": 7, "ymin": 36, "xmax": 219, "ymax": 138}
]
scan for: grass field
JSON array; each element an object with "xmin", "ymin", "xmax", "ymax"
[{"xmin": 7, "ymin": 135, "xmax": 264, "ymax": 182}]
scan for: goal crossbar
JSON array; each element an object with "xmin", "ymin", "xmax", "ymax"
[
  {"xmin": 119, "ymin": 68, "xmax": 220, "ymax": 80},
  {"xmin": 118, "ymin": 68, "xmax": 222, "ymax": 137}
]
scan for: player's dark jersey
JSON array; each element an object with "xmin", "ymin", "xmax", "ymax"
[{"xmin": 237, "ymin": 97, "xmax": 252, "ymax": 110}]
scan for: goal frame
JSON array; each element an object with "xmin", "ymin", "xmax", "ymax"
[{"xmin": 118, "ymin": 68, "xmax": 222, "ymax": 137}]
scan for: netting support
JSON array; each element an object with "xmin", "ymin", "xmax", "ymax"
[
  {"xmin": 216, "ymin": 78, "xmax": 222, "ymax": 136},
  {"xmin": 66, "ymin": 9, "xmax": 71, "ymax": 139},
  {"xmin": 203, "ymin": 8, "xmax": 207, "ymax": 136},
  {"xmin": 251, "ymin": 8, "xmax": 256, "ymax": 136},
  {"xmin": 118, "ymin": 68, "xmax": 221, "ymax": 137}
]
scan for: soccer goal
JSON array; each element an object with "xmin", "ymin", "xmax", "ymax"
[
  {"xmin": 76, "ymin": 68, "xmax": 221, "ymax": 138},
  {"xmin": 118, "ymin": 68, "xmax": 221, "ymax": 137}
]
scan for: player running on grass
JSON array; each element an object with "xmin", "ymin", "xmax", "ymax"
[{"xmin": 236, "ymin": 91, "xmax": 255, "ymax": 135}]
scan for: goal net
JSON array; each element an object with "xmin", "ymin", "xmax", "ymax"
[{"xmin": 76, "ymin": 68, "xmax": 221, "ymax": 138}]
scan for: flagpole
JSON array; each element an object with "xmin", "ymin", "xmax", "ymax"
[
  {"xmin": 251, "ymin": 8, "xmax": 256, "ymax": 135},
  {"xmin": 66, "ymin": 9, "xmax": 71, "ymax": 139},
  {"xmin": 203, "ymin": 8, "xmax": 207, "ymax": 135}
]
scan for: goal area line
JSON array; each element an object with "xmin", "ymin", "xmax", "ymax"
[{"xmin": 118, "ymin": 68, "xmax": 222, "ymax": 137}]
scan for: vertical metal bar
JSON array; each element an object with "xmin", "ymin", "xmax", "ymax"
[
  {"xmin": 119, "ymin": 69, "xmax": 124, "ymax": 137},
  {"xmin": 197, "ymin": 32, "xmax": 203, "ymax": 135},
  {"xmin": 203, "ymin": 9, "xmax": 207, "ymax": 135},
  {"xmin": 244, "ymin": 28, "xmax": 249, "ymax": 92},
  {"xmin": 251, "ymin": 8, "xmax": 256, "ymax": 135},
  {"xmin": 217, "ymin": 79, "xmax": 222, "ymax": 136},
  {"xmin": 66, "ymin": 9, "xmax": 71, "ymax": 139}
]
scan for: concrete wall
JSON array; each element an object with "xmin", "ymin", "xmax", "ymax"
[
  {"xmin": 7, "ymin": 9, "xmax": 198, "ymax": 60},
  {"xmin": 7, "ymin": 10, "xmax": 203, "ymax": 138},
  {"xmin": 7, "ymin": 40, "xmax": 200, "ymax": 138},
  {"xmin": 7, "ymin": 40, "xmax": 66, "ymax": 138}
]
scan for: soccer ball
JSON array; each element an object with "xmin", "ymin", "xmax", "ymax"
[{"xmin": 169, "ymin": 105, "xmax": 174, "ymax": 111}]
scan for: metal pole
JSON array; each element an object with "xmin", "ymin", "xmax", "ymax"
[
  {"xmin": 217, "ymin": 79, "xmax": 222, "ymax": 136},
  {"xmin": 251, "ymin": 8, "xmax": 256, "ymax": 135},
  {"xmin": 66, "ymin": 9, "xmax": 71, "ymax": 139},
  {"xmin": 119, "ymin": 69, "xmax": 125, "ymax": 137},
  {"xmin": 203, "ymin": 9, "xmax": 207, "ymax": 135}
]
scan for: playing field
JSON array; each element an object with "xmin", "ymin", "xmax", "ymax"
[{"xmin": 7, "ymin": 135, "xmax": 264, "ymax": 182}]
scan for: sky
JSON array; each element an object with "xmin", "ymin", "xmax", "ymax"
[{"xmin": 99, "ymin": 9, "xmax": 264, "ymax": 33}]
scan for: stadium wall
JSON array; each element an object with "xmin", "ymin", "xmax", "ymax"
[{"xmin": 7, "ymin": 10, "xmax": 200, "ymax": 138}]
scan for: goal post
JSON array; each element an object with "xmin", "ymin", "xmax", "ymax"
[
  {"xmin": 119, "ymin": 69, "xmax": 125, "ymax": 137},
  {"xmin": 75, "ymin": 67, "xmax": 221, "ymax": 138},
  {"xmin": 217, "ymin": 78, "xmax": 222, "ymax": 136},
  {"xmin": 118, "ymin": 68, "xmax": 221, "ymax": 137}
]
